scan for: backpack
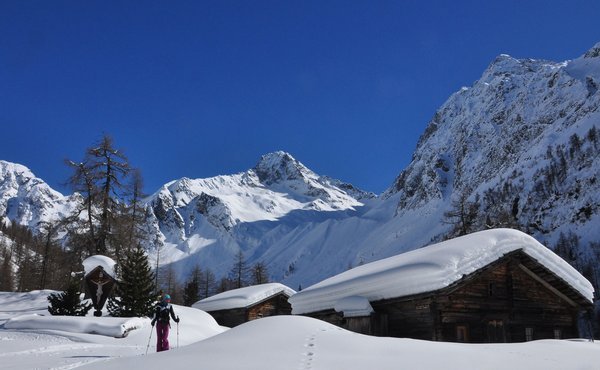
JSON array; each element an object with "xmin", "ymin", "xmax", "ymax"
[{"xmin": 157, "ymin": 304, "xmax": 171, "ymax": 323}]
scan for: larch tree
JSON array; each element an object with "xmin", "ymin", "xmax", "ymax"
[
  {"xmin": 199, "ymin": 268, "xmax": 216, "ymax": 299},
  {"xmin": 86, "ymin": 135, "xmax": 130, "ymax": 256},
  {"xmin": 229, "ymin": 250, "xmax": 249, "ymax": 289},
  {"xmin": 64, "ymin": 135, "xmax": 145, "ymax": 262},
  {"xmin": 443, "ymin": 190, "xmax": 480, "ymax": 238},
  {"xmin": 250, "ymin": 262, "xmax": 270, "ymax": 285}
]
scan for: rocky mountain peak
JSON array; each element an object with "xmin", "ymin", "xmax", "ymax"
[
  {"xmin": 485, "ymin": 54, "xmax": 520, "ymax": 74},
  {"xmin": 481, "ymin": 53, "xmax": 552, "ymax": 84},
  {"xmin": 583, "ymin": 42, "xmax": 600, "ymax": 59},
  {"xmin": 0, "ymin": 160, "xmax": 69, "ymax": 228},
  {"xmin": 0, "ymin": 160, "xmax": 37, "ymax": 186},
  {"xmin": 253, "ymin": 151, "xmax": 314, "ymax": 185}
]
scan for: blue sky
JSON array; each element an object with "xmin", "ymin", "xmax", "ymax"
[{"xmin": 1, "ymin": 1, "xmax": 599, "ymax": 195}]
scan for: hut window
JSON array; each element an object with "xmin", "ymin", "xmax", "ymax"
[
  {"xmin": 488, "ymin": 282, "xmax": 496, "ymax": 296},
  {"xmin": 525, "ymin": 327, "xmax": 533, "ymax": 341},
  {"xmin": 554, "ymin": 329, "xmax": 561, "ymax": 339},
  {"xmin": 456, "ymin": 325, "xmax": 469, "ymax": 343}
]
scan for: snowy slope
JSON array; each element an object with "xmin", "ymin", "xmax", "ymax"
[{"xmin": 1, "ymin": 292, "xmax": 599, "ymax": 370}]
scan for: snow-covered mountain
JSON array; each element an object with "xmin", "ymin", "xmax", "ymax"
[
  {"xmin": 138, "ymin": 43, "xmax": 600, "ymax": 288},
  {"xmin": 0, "ymin": 160, "xmax": 75, "ymax": 229},
  {"xmin": 1, "ymin": 43, "xmax": 599, "ymax": 290},
  {"xmin": 142, "ymin": 151, "xmax": 377, "ymax": 279},
  {"xmin": 148, "ymin": 151, "xmax": 373, "ymax": 237},
  {"xmin": 385, "ymin": 42, "xmax": 600, "ymax": 245}
]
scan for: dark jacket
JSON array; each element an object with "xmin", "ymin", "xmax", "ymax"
[{"xmin": 151, "ymin": 302, "xmax": 179, "ymax": 325}]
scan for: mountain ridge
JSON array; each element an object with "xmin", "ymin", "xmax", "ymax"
[{"xmin": 1, "ymin": 43, "xmax": 599, "ymax": 292}]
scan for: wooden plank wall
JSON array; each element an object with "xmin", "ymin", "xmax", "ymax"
[
  {"xmin": 435, "ymin": 256, "xmax": 580, "ymax": 342},
  {"xmin": 247, "ymin": 294, "xmax": 292, "ymax": 321}
]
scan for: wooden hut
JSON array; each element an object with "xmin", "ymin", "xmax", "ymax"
[
  {"xmin": 193, "ymin": 283, "xmax": 295, "ymax": 327},
  {"xmin": 289, "ymin": 229, "xmax": 595, "ymax": 343}
]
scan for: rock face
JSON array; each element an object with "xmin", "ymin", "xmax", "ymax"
[
  {"xmin": 388, "ymin": 46, "xmax": 599, "ymax": 209},
  {"xmin": 0, "ymin": 160, "xmax": 74, "ymax": 229},
  {"xmin": 385, "ymin": 44, "xmax": 599, "ymax": 249},
  {"xmin": 1, "ymin": 44, "xmax": 599, "ymax": 289}
]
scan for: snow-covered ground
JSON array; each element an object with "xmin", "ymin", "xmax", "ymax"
[{"xmin": 1, "ymin": 290, "xmax": 599, "ymax": 369}]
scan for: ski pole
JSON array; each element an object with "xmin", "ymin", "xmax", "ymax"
[
  {"xmin": 177, "ymin": 319, "xmax": 179, "ymax": 349},
  {"xmin": 145, "ymin": 324, "xmax": 154, "ymax": 355}
]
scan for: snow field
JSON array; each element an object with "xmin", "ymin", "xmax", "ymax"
[{"xmin": 0, "ymin": 291, "xmax": 599, "ymax": 369}]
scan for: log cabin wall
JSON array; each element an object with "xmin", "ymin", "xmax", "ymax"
[
  {"xmin": 300, "ymin": 252, "xmax": 591, "ymax": 343},
  {"xmin": 208, "ymin": 308, "xmax": 247, "ymax": 327},
  {"xmin": 371, "ymin": 297, "xmax": 435, "ymax": 340},
  {"xmin": 207, "ymin": 294, "xmax": 292, "ymax": 327},
  {"xmin": 434, "ymin": 252, "xmax": 583, "ymax": 343},
  {"xmin": 302, "ymin": 310, "xmax": 388, "ymax": 336},
  {"xmin": 247, "ymin": 293, "xmax": 293, "ymax": 321}
]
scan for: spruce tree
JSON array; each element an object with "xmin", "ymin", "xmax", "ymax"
[
  {"xmin": 0, "ymin": 250, "xmax": 14, "ymax": 291},
  {"xmin": 48, "ymin": 280, "xmax": 92, "ymax": 316},
  {"xmin": 183, "ymin": 266, "xmax": 201, "ymax": 306},
  {"xmin": 107, "ymin": 246, "xmax": 155, "ymax": 317}
]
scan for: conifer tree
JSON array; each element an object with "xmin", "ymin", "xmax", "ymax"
[
  {"xmin": 107, "ymin": 246, "xmax": 155, "ymax": 317},
  {"xmin": 0, "ymin": 249, "xmax": 14, "ymax": 291},
  {"xmin": 183, "ymin": 265, "xmax": 201, "ymax": 306},
  {"xmin": 587, "ymin": 125, "xmax": 598, "ymax": 149},
  {"xmin": 47, "ymin": 280, "xmax": 92, "ymax": 316}
]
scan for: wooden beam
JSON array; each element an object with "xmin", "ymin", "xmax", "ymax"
[{"xmin": 518, "ymin": 264, "xmax": 577, "ymax": 307}]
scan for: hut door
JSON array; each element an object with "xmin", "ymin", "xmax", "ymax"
[{"xmin": 486, "ymin": 320, "xmax": 505, "ymax": 343}]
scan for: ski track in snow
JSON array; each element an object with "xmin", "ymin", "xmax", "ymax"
[{"xmin": 0, "ymin": 330, "xmax": 141, "ymax": 370}]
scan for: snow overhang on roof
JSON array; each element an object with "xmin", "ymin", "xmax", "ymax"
[
  {"xmin": 289, "ymin": 228, "xmax": 595, "ymax": 315},
  {"xmin": 193, "ymin": 283, "xmax": 296, "ymax": 312},
  {"xmin": 83, "ymin": 255, "xmax": 117, "ymax": 278},
  {"xmin": 334, "ymin": 296, "xmax": 374, "ymax": 318}
]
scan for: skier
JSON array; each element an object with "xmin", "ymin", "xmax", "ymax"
[{"xmin": 151, "ymin": 294, "xmax": 180, "ymax": 352}]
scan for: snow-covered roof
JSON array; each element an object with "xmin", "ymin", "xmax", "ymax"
[
  {"xmin": 83, "ymin": 255, "xmax": 117, "ymax": 278},
  {"xmin": 290, "ymin": 229, "xmax": 594, "ymax": 315},
  {"xmin": 193, "ymin": 283, "xmax": 296, "ymax": 312}
]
